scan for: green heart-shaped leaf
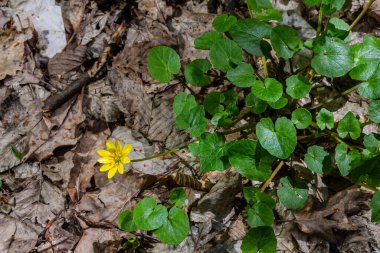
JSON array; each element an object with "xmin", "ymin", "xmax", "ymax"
[
  {"xmin": 286, "ymin": 75, "xmax": 311, "ymax": 99},
  {"xmin": 291, "ymin": 108, "xmax": 312, "ymax": 129},
  {"xmin": 245, "ymin": 93, "xmax": 268, "ymax": 114},
  {"xmin": 147, "ymin": 46, "xmax": 181, "ymax": 83},
  {"xmin": 154, "ymin": 207, "xmax": 189, "ymax": 245},
  {"xmin": 118, "ymin": 210, "xmax": 136, "ymax": 232},
  {"xmin": 194, "ymin": 31, "xmax": 223, "ymax": 50},
  {"xmin": 311, "ymin": 36, "xmax": 354, "ymax": 78},
  {"xmin": 169, "ymin": 188, "xmax": 187, "ymax": 207},
  {"xmin": 189, "ymin": 133, "xmax": 229, "ymax": 172},
  {"xmin": 337, "ymin": 112, "xmax": 361, "ymax": 140},
  {"xmin": 252, "ymin": 78, "xmax": 283, "ymax": 102},
  {"xmin": 247, "ymin": 203, "xmax": 274, "ymax": 227},
  {"xmin": 212, "ymin": 14, "xmax": 237, "ymax": 32},
  {"xmin": 204, "ymin": 92, "xmax": 225, "ymax": 115},
  {"xmin": 363, "ymin": 134, "xmax": 380, "ymax": 154},
  {"xmin": 277, "ymin": 177, "xmax": 308, "ymax": 210},
  {"xmin": 268, "ymin": 96, "xmax": 288, "ymax": 109},
  {"xmin": 133, "ymin": 197, "xmax": 168, "ymax": 231},
  {"xmin": 316, "ymin": 108, "xmax": 334, "ymax": 130},
  {"xmin": 369, "ymin": 100, "xmax": 380, "ymax": 123},
  {"xmin": 209, "ymin": 38, "xmax": 243, "ymax": 72},
  {"xmin": 229, "ymin": 18, "xmax": 272, "ymax": 56},
  {"xmin": 241, "ymin": 227, "xmax": 276, "ymax": 253},
  {"xmin": 335, "ymin": 144, "xmax": 361, "ymax": 176},
  {"xmin": 184, "ymin": 59, "xmax": 211, "ymax": 87},
  {"xmin": 304, "ymin": 145, "xmax": 331, "ymax": 174},
  {"xmin": 228, "ymin": 140, "xmax": 272, "ymax": 181},
  {"xmin": 270, "ymin": 25, "xmax": 302, "ymax": 59},
  {"xmin": 227, "ymin": 62, "xmax": 256, "ymax": 87},
  {"xmin": 256, "ymin": 117, "xmax": 297, "ymax": 159}
]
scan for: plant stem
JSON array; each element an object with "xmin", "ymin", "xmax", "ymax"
[
  {"xmin": 219, "ymin": 122, "xmax": 256, "ymax": 135},
  {"xmin": 349, "ymin": 0, "xmax": 376, "ymax": 31},
  {"xmin": 131, "ymin": 145, "xmax": 189, "ymax": 162},
  {"xmin": 261, "ymin": 160, "xmax": 285, "ymax": 192},
  {"xmin": 262, "ymin": 56, "xmax": 269, "ymax": 77},
  {"xmin": 316, "ymin": 8, "xmax": 324, "ymax": 36},
  {"xmin": 309, "ymin": 84, "xmax": 360, "ymax": 110}
]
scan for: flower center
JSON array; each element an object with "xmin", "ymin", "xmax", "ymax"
[{"xmin": 114, "ymin": 155, "xmax": 121, "ymax": 162}]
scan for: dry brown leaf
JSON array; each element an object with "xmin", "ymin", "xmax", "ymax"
[
  {"xmin": 67, "ymin": 126, "xmax": 110, "ymax": 202},
  {"xmin": 74, "ymin": 228, "xmax": 127, "ymax": 253},
  {"xmin": 23, "ymin": 93, "xmax": 86, "ymax": 161},
  {"xmin": 48, "ymin": 45, "xmax": 87, "ymax": 76},
  {"xmin": 0, "ymin": 28, "xmax": 33, "ymax": 80},
  {"xmin": 0, "ymin": 213, "xmax": 40, "ymax": 253},
  {"xmin": 61, "ymin": 0, "xmax": 88, "ymax": 33}
]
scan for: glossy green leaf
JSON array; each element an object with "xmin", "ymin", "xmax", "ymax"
[
  {"xmin": 286, "ymin": 75, "xmax": 311, "ymax": 99},
  {"xmin": 169, "ymin": 188, "xmax": 187, "ymax": 207},
  {"xmin": 173, "ymin": 92, "xmax": 197, "ymax": 116},
  {"xmin": 256, "ymin": 117, "xmax": 297, "ymax": 159},
  {"xmin": 209, "ymin": 38, "xmax": 243, "ymax": 72},
  {"xmin": 229, "ymin": 18, "xmax": 272, "ymax": 56},
  {"xmin": 118, "ymin": 210, "xmax": 136, "ymax": 232},
  {"xmin": 228, "ymin": 140, "xmax": 272, "ymax": 181},
  {"xmin": 227, "ymin": 62, "xmax": 256, "ymax": 87},
  {"xmin": 241, "ymin": 227, "xmax": 276, "ymax": 253},
  {"xmin": 204, "ymin": 92, "xmax": 225, "ymax": 115},
  {"xmin": 154, "ymin": 207, "xmax": 189, "ymax": 245},
  {"xmin": 277, "ymin": 177, "xmax": 308, "ymax": 209},
  {"xmin": 371, "ymin": 191, "xmax": 380, "ymax": 222},
  {"xmin": 247, "ymin": 0, "xmax": 282, "ymax": 21},
  {"xmin": 184, "ymin": 59, "xmax": 211, "ymax": 87},
  {"xmin": 369, "ymin": 100, "xmax": 380, "ymax": 123},
  {"xmin": 311, "ymin": 36, "xmax": 354, "ymax": 78},
  {"xmin": 321, "ymin": 0, "xmax": 345, "ymax": 15},
  {"xmin": 194, "ymin": 31, "xmax": 223, "ymax": 50},
  {"xmin": 335, "ymin": 144, "xmax": 361, "ymax": 176},
  {"xmin": 189, "ymin": 133, "xmax": 229, "ymax": 172},
  {"xmin": 305, "ymin": 145, "xmax": 331, "ymax": 174},
  {"xmin": 337, "ymin": 112, "xmax": 361, "ymax": 140},
  {"xmin": 147, "ymin": 46, "xmax": 181, "ymax": 83},
  {"xmin": 212, "ymin": 14, "xmax": 237, "ymax": 32},
  {"xmin": 256, "ymin": 8, "xmax": 283, "ymax": 22},
  {"xmin": 270, "ymin": 25, "xmax": 302, "ymax": 59},
  {"xmin": 326, "ymin": 17, "xmax": 350, "ymax": 40},
  {"xmin": 252, "ymin": 78, "xmax": 283, "ymax": 102},
  {"xmin": 247, "ymin": 204, "xmax": 274, "ymax": 227},
  {"xmin": 133, "ymin": 197, "xmax": 168, "ymax": 231},
  {"xmin": 187, "ymin": 106, "xmax": 208, "ymax": 137},
  {"xmin": 245, "ymin": 93, "xmax": 268, "ymax": 114},
  {"xmin": 316, "ymin": 108, "xmax": 334, "ymax": 130},
  {"xmin": 351, "ymin": 155, "xmax": 380, "ymax": 187},
  {"xmin": 243, "ymin": 187, "xmax": 276, "ymax": 208},
  {"xmin": 363, "ymin": 134, "xmax": 380, "ymax": 154},
  {"xmin": 268, "ymin": 96, "xmax": 288, "ymax": 109},
  {"xmin": 291, "ymin": 108, "xmax": 312, "ymax": 129}
]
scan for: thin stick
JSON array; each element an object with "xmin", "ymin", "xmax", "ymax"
[
  {"xmin": 261, "ymin": 160, "xmax": 285, "ymax": 192},
  {"xmin": 262, "ymin": 56, "xmax": 269, "ymax": 77},
  {"xmin": 131, "ymin": 145, "xmax": 188, "ymax": 162},
  {"xmin": 349, "ymin": 0, "xmax": 376, "ymax": 31}
]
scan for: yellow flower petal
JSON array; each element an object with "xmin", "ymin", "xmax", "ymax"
[
  {"xmin": 106, "ymin": 140, "xmax": 116, "ymax": 152},
  {"xmin": 121, "ymin": 156, "xmax": 131, "ymax": 164},
  {"xmin": 108, "ymin": 167, "xmax": 117, "ymax": 179},
  {"xmin": 115, "ymin": 140, "xmax": 122, "ymax": 152},
  {"xmin": 122, "ymin": 144, "xmax": 133, "ymax": 156},
  {"xmin": 98, "ymin": 157, "xmax": 114, "ymax": 164},
  {"xmin": 117, "ymin": 162, "xmax": 124, "ymax": 174},
  {"xmin": 97, "ymin": 149, "xmax": 112, "ymax": 157},
  {"xmin": 100, "ymin": 164, "xmax": 114, "ymax": 172}
]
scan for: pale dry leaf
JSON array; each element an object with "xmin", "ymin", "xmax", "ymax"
[
  {"xmin": 74, "ymin": 228, "xmax": 127, "ymax": 253},
  {"xmin": 0, "ymin": 213, "xmax": 40, "ymax": 253},
  {"xmin": 0, "ymin": 28, "xmax": 32, "ymax": 80},
  {"xmin": 61, "ymin": 0, "xmax": 88, "ymax": 33}
]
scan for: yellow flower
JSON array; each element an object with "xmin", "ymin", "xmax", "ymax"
[{"xmin": 97, "ymin": 140, "xmax": 132, "ymax": 179}]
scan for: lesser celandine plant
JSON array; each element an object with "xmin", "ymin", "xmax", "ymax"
[{"xmin": 99, "ymin": 0, "xmax": 380, "ymax": 250}]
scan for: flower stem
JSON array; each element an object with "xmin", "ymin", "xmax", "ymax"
[
  {"xmin": 219, "ymin": 122, "xmax": 256, "ymax": 135},
  {"xmin": 261, "ymin": 160, "xmax": 285, "ymax": 192},
  {"xmin": 262, "ymin": 56, "xmax": 269, "ymax": 77},
  {"xmin": 349, "ymin": 0, "xmax": 376, "ymax": 31},
  {"xmin": 131, "ymin": 145, "xmax": 189, "ymax": 162},
  {"xmin": 309, "ymin": 84, "xmax": 360, "ymax": 110},
  {"xmin": 316, "ymin": 8, "xmax": 324, "ymax": 36}
]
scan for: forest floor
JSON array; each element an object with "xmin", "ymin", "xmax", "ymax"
[{"xmin": 0, "ymin": 0, "xmax": 380, "ymax": 252}]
